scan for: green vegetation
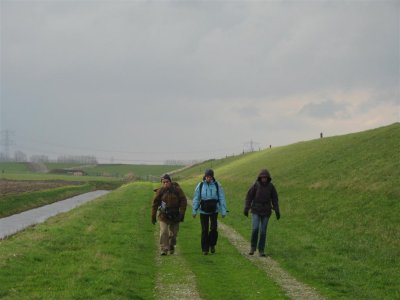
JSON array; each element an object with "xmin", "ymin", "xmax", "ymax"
[
  {"xmin": 80, "ymin": 164, "xmax": 183, "ymax": 179},
  {"xmin": 174, "ymin": 209, "xmax": 288, "ymax": 299},
  {"xmin": 0, "ymin": 181, "xmax": 122, "ymax": 218},
  {"xmin": 0, "ymin": 162, "xmax": 31, "ymax": 174},
  {"xmin": 177, "ymin": 123, "xmax": 400, "ymax": 299},
  {"xmin": 0, "ymin": 123, "xmax": 398, "ymax": 299},
  {"xmin": 0, "ymin": 182, "xmax": 157, "ymax": 299}
]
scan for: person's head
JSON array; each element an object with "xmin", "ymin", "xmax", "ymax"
[
  {"xmin": 161, "ymin": 174, "xmax": 172, "ymax": 188},
  {"xmin": 204, "ymin": 169, "xmax": 214, "ymax": 183},
  {"xmin": 257, "ymin": 169, "xmax": 271, "ymax": 184}
]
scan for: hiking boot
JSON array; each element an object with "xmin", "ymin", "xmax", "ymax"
[
  {"xmin": 160, "ymin": 251, "xmax": 167, "ymax": 256},
  {"xmin": 210, "ymin": 246, "xmax": 215, "ymax": 254},
  {"xmin": 169, "ymin": 246, "xmax": 175, "ymax": 254},
  {"xmin": 203, "ymin": 251, "xmax": 209, "ymax": 255},
  {"xmin": 249, "ymin": 248, "xmax": 256, "ymax": 255}
]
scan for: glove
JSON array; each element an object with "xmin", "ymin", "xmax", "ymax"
[
  {"xmin": 275, "ymin": 211, "xmax": 281, "ymax": 220},
  {"xmin": 152, "ymin": 217, "xmax": 157, "ymax": 225},
  {"xmin": 244, "ymin": 210, "xmax": 249, "ymax": 217},
  {"xmin": 179, "ymin": 213, "xmax": 185, "ymax": 222}
]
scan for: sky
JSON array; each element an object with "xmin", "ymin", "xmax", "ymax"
[{"xmin": 1, "ymin": 0, "xmax": 399, "ymax": 164}]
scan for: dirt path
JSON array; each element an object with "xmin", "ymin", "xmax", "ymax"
[
  {"xmin": 154, "ymin": 229, "xmax": 202, "ymax": 300},
  {"xmin": 218, "ymin": 222, "xmax": 325, "ymax": 300}
]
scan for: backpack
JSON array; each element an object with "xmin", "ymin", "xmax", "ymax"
[
  {"xmin": 198, "ymin": 181, "xmax": 220, "ymax": 213},
  {"xmin": 155, "ymin": 182, "xmax": 182, "ymax": 221}
]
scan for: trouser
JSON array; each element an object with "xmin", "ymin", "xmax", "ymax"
[
  {"xmin": 200, "ymin": 213, "xmax": 218, "ymax": 252},
  {"xmin": 251, "ymin": 214, "xmax": 269, "ymax": 252},
  {"xmin": 159, "ymin": 221, "xmax": 179, "ymax": 252}
]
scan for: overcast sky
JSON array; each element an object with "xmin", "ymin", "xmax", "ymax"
[{"xmin": 1, "ymin": 0, "xmax": 399, "ymax": 164}]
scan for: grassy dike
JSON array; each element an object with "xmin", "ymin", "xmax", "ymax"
[
  {"xmin": 177, "ymin": 123, "xmax": 400, "ymax": 299},
  {"xmin": 0, "ymin": 182, "xmax": 157, "ymax": 299}
]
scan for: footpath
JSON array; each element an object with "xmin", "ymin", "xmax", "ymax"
[{"xmin": 154, "ymin": 200, "xmax": 325, "ymax": 300}]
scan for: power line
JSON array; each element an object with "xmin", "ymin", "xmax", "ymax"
[{"xmin": 0, "ymin": 130, "xmax": 15, "ymax": 159}]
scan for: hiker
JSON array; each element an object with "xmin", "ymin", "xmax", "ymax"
[
  {"xmin": 151, "ymin": 174, "xmax": 187, "ymax": 256},
  {"xmin": 243, "ymin": 169, "xmax": 280, "ymax": 257},
  {"xmin": 192, "ymin": 169, "xmax": 228, "ymax": 255}
]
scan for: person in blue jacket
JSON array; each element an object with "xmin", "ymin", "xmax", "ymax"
[{"xmin": 192, "ymin": 169, "xmax": 228, "ymax": 255}]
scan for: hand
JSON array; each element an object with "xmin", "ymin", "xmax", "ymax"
[
  {"xmin": 179, "ymin": 213, "xmax": 185, "ymax": 222},
  {"xmin": 192, "ymin": 214, "xmax": 196, "ymax": 218},
  {"xmin": 275, "ymin": 211, "xmax": 280, "ymax": 220},
  {"xmin": 152, "ymin": 217, "xmax": 157, "ymax": 225},
  {"xmin": 244, "ymin": 210, "xmax": 249, "ymax": 217}
]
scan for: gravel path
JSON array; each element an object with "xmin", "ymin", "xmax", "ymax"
[
  {"xmin": 218, "ymin": 222, "xmax": 325, "ymax": 300},
  {"xmin": 154, "ymin": 229, "xmax": 202, "ymax": 300}
]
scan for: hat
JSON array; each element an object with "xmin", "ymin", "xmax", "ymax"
[
  {"xmin": 161, "ymin": 174, "xmax": 172, "ymax": 182},
  {"xmin": 204, "ymin": 169, "xmax": 214, "ymax": 177}
]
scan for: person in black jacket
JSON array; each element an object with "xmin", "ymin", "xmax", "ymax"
[{"xmin": 244, "ymin": 169, "xmax": 280, "ymax": 257}]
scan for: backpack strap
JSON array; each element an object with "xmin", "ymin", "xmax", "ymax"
[{"xmin": 198, "ymin": 181, "xmax": 219, "ymax": 200}]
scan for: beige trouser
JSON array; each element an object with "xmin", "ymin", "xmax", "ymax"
[{"xmin": 159, "ymin": 221, "xmax": 180, "ymax": 252}]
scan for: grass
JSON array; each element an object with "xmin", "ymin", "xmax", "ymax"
[
  {"xmin": 0, "ymin": 181, "xmax": 123, "ymax": 218},
  {"xmin": 152, "ymin": 182, "xmax": 289, "ymax": 299},
  {"xmin": 1, "ymin": 123, "xmax": 398, "ymax": 299},
  {"xmin": 175, "ymin": 123, "xmax": 400, "ymax": 299},
  {"xmin": 0, "ymin": 182, "xmax": 158, "ymax": 299},
  {"xmin": 175, "ymin": 204, "xmax": 289, "ymax": 299}
]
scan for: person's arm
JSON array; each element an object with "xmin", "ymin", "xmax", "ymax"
[
  {"xmin": 177, "ymin": 187, "xmax": 187, "ymax": 221},
  {"xmin": 271, "ymin": 184, "xmax": 280, "ymax": 220},
  {"xmin": 244, "ymin": 184, "xmax": 256, "ymax": 216},
  {"xmin": 217, "ymin": 182, "xmax": 227, "ymax": 216},
  {"xmin": 151, "ymin": 190, "xmax": 161, "ymax": 224},
  {"xmin": 192, "ymin": 182, "xmax": 201, "ymax": 216}
]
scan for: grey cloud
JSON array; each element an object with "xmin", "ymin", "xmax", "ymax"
[{"xmin": 299, "ymin": 100, "xmax": 350, "ymax": 119}]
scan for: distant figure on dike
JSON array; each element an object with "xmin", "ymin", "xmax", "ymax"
[
  {"xmin": 151, "ymin": 174, "xmax": 187, "ymax": 256},
  {"xmin": 192, "ymin": 169, "xmax": 228, "ymax": 255},
  {"xmin": 243, "ymin": 169, "xmax": 280, "ymax": 257}
]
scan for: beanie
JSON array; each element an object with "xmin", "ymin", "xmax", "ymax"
[
  {"xmin": 161, "ymin": 174, "xmax": 172, "ymax": 182},
  {"xmin": 204, "ymin": 169, "xmax": 214, "ymax": 177}
]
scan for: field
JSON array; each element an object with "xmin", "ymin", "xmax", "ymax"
[{"xmin": 0, "ymin": 123, "xmax": 399, "ymax": 299}]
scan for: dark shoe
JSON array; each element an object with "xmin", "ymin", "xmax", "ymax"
[
  {"xmin": 203, "ymin": 251, "xmax": 209, "ymax": 255},
  {"xmin": 160, "ymin": 251, "xmax": 167, "ymax": 256},
  {"xmin": 210, "ymin": 246, "xmax": 215, "ymax": 254},
  {"xmin": 259, "ymin": 252, "xmax": 266, "ymax": 257},
  {"xmin": 169, "ymin": 246, "xmax": 175, "ymax": 254},
  {"xmin": 249, "ymin": 248, "xmax": 256, "ymax": 255}
]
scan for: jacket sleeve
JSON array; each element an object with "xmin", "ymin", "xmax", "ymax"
[
  {"xmin": 192, "ymin": 182, "xmax": 201, "ymax": 215},
  {"xmin": 217, "ymin": 182, "xmax": 227, "ymax": 216},
  {"xmin": 151, "ymin": 190, "xmax": 162, "ymax": 220},
  {"xmin": 271, "ymin": 184, "xmax": 279, "ymax": 213},
  {"xmin": 177, "ymin": 187, "xmax": 187, "ymax": 215},
  {"xmin": 244, "ymin": 184, "xmax": 256, "ymax": 211}
]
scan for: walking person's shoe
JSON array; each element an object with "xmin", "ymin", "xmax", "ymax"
[
  {"xmin": 248, "ymin": 248, "xmax": 256, "ymax": 255},
  {"xmin": 169, "ymin": 246, "xmax": 175, "ymax": 255},
  {"xmin": 210, "ymin": 246, "xmax": 215, "ymax": 254},
  {"xmin": 259, "ymin": 252, "xmax": 266, "ymax": 257},
  {"xmin": 203, "ymin": 251, "xmax": 209, "ymax": 255},
  {"xmin": 160, "ymin": 250, "xmax": 167, "ymax": 256}
]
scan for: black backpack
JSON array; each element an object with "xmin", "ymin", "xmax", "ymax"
[{"xmin": 198, "ymin": 181, "xmax": 220, "ymax": 213}]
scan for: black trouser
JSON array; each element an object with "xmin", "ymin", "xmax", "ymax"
[{"xmin": 200, "ymin": 213, "xmax": 218, "ymax": 252}]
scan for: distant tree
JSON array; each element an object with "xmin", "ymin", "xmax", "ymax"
[{"xmin": 14, "ymin": 151, "xmax": 27, "ymax": 162}]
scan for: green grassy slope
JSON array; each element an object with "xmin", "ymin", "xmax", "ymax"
[{"xmin": 177, "ymin": 123, "xmax": 400, "ymax": 299}]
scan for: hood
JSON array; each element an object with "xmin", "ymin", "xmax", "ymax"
[{"xmin": 257, "ymin": 169, "xmax": 271, "ymax": 183}]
